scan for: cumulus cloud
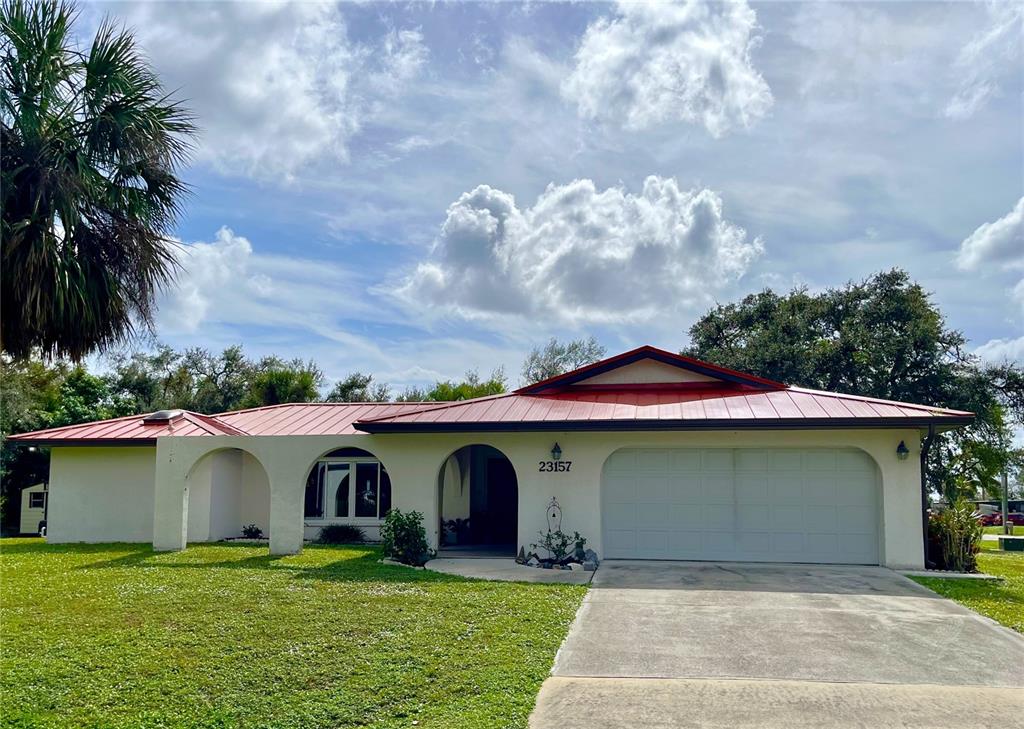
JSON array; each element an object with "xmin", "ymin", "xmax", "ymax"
[
  {"xmin": 946, "ymin": 2, "xmax": 1024, "ymax": 120},
  {"xmin": 562, "ymin": 0, "xmax": 772, "ymax": 136},
  {"xmin": 956, "ymin": 197, "xmax": 1024, "ymax": 272},
  {"xmin": 111, "ymin": 2, "xmax": 426, "ymax": 179},
  {"xmin": 396, "ymin": 176, "xmax": 764, "ymax": 324}
]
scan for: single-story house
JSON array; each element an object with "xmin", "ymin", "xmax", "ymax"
[{"xmin": 9, "ymin": 346, "xmax": 973, "ymax": 569}]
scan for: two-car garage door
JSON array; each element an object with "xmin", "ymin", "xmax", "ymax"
[{"xmin": 602, "ymin": 448, "xmax": 879, "ymax": 565}]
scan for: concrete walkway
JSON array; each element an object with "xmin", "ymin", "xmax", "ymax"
[
  {"xmin": 530, "ymin": 561, "xmax": 1024, "ymax": 728},
  {"xmin": 425, "ymin": 557, "xmax": 594, "ymax": 584}
]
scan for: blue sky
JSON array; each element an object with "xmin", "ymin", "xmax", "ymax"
[{"xmin": 83, "ymin": 1, "xmax": 1023, "ymax": 392}]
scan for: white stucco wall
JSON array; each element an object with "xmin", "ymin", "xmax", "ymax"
[
  {"xmin": 148, "ymin": 426, "xmax": 926, "ymax": 568},
  {"xmin": 47, "ymin": 447, "xmax": 156, "ymax": 543}
]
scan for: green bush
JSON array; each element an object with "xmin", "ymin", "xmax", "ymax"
[
  {"xmin": 380, "ymin": 509, "xmax": 431, "ymax": 566},
  {"xmin": 929, "ymin": 500, "xmax": 982, "ymax": 572},
  {"xmin": 316, "ymin": 524, "xmax": 365, "ymax": 544},
  {"xmin": 240, "ymin": 524, "xmax": 263, "ymax": 539}
]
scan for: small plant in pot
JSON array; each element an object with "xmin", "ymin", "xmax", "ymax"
[{"xmin": 443, "ymin": 518, "xmax": 470, "ymax": 545}]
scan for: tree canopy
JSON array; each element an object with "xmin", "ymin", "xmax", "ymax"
[
  {"xmin": 521, "ymin": 336, "xmax": 606, "ymax": 385},
  {"xmin": 685, "ymin": 269, "xmax": 1024, "ymax": 502},
  {"xmin": 1, "ymin": 0, "xmax": 196, "ymax": 360}
]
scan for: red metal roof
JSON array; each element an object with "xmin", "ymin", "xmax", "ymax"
[
  {"xmin": 6, "ymin": 410, "xmax": 245, "ymax": 445},
  {"xmin": 7, "ymin": 348, "xmax": 974, "ymax": 444},
  {"xmin": 7, "ymin": 403, "xmax": 434, "ymax": 445},
  {"xmin": 354, "ymin": 386, "xmax": 974, "ymax": 432}
]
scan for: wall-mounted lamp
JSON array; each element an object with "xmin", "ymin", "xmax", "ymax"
[
  {"xmin": 551, "ymin": 443, "xmax": 562, "ymax": 461},
  {"xmin": 896, "ymin": 441, "xmax": 910, "ymax": 461}
]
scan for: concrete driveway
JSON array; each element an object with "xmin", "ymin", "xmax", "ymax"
[{"xmin": 530, "ymin": 561, "xmax": 1024, "ymax": 728}]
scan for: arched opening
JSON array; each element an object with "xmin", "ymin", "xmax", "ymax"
[
  {"xmin": 302, "ymin": 447, "xmax": 392, "ymax": 542},
  {"xmin": 437, "ymin": 444, "xmax": 518, "ymax": 556},
  {"xmin": 184, "ymin": 448, "xmax": 271, "ymax": 542}
]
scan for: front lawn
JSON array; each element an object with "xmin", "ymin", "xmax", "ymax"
[
  {"xmin": 910, "ymin": 545, "xmax": 1024, "ymax": 634},
  {"xmin": 0, "ymin": 540, "xmax": 586, "ymax": 728}
]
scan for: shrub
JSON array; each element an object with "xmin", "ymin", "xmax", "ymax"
[
  {"xmin": 380, "ymin": 509, "xmax": 431, "ymax": 566},
  {"xmin": 241, "ymin": 524, "xmax": 264, "ymax": 539},
  {"xmin": 316, "ymin": 524, "xmax": 365, "ymax": 544},
  {"xmin": 533, "ymin": 529, "xmax": 586, "ymax": 564},
  {"xmin": 928, "ymin": 500, "xmax": 982, "ymax": 572}
]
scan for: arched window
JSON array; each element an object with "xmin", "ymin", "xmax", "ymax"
[{"xmin": 304, "ymin": 455, "xmax": 390, "ymax": 521}]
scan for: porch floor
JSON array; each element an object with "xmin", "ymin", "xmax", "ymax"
[{"xmin": 437, "ymin": 544, "xmax": 516, "ymax": 559}]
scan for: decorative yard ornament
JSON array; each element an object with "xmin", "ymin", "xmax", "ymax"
[{"xmin": 546, "ymin": 497, "xmax": 562, "ymax": 532}]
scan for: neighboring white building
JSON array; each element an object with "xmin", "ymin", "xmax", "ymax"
[
  {"xmin": 10, "ymin": 346, "xmax": 973, "ymax": 569},
  {"xmin": 19, "ymin": 483, "xmax": 47, "ymax": 536}
]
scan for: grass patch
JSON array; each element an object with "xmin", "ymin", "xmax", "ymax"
[
  {"xmin": 910, "ymin": 546, "xmax": 1024, "ymax": 634},
  {"xmin": 0, "ymin": 539, "xmax": 586, "ymax": 728}
]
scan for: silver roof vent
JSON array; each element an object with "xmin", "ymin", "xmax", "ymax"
[{"xmin": 142, "ymin": 409, "xmax": 185, "ymax": 425}]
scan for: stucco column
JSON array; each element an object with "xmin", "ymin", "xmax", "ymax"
[
  {"xmin": 267, "ymin": 463, "xmax": 305, "ymax": 556},
  {"xmin": 877, "ymin": 432, "xmax": 925, "ymax": 570},
  {"xmin": 153, "ymin": 438, "xmax": 189, "ymax": 551}
]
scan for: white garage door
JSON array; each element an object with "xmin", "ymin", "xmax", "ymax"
[{"xmin": 602, "ymin": 448, "xmax": 879, "ymax": 564}]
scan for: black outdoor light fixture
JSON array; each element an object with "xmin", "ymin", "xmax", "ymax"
[
  {"xmin": 551, "ymin": 443, "xmax": 562, "ymax": 461},
  {"xmin": 896, "ymin": 440, "xmax": 910, "ymax": 461}
]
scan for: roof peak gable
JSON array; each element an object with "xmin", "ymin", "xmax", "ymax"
[{"xmin": 515, "ymin": 345, "xmax": 786, "ymax": 394}]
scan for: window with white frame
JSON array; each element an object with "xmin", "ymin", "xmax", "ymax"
[
  {"xmin": 304, "ymin": 451, "xmax": 391, "ymax": 520},
  {"xmin": 28, "ymin": 492, "xmax": 45, "ymax": 509}
]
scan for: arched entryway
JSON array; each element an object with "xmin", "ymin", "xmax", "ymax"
[
  {"xmin": 184, "ymin": 447, "xmax": 271, "ymax": 543},
  {"xmin": 437, "ymin": 445, "xmax": 518, "ymax": 556}
]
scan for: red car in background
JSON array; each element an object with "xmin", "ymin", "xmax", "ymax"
[{"xmin": 979, "ymin": 512, "xmax": 1024, "ymax": 527}]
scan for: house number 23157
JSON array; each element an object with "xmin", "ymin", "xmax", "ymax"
[{"xmin": 538, "ymin": 461, "xmax": 572, "ymax": 472}]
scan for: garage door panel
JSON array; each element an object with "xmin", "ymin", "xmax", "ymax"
[
  {"xmin": 602, "ymin": 448, "xmax": 879, "ymax": 564},
  {"xmin": 668, "ymin": 503, "xmax": 703, "ymax": 528},
  {"xmin": 701, "ymin": 450, "xmax": 734, "ymax": 471},
  {"xmin": 768, "ymin": 476, "xmax": 802, "ymax": 502},
  {"xmin": 670, "ymin": 450, "xmax": 702, "ymax": 470},
  {"xmin": 838, "ymin": 505, "xmax": 875, "ymax": 533},
  {"xmin": 737, "ymin": 504, "xmax": 768, "ymax": 530},
  {"xmin": 803, "ymin": 479, "xmax": 838, "ymax": 504},
  {"xmin": 806, "ymin": 504, "xmax": 838, "ymax": 530},
  {"xmin": 701, "ymin": 474, "xmax": 734, "ymax": 504},
  {"xmin": 636, "ymin": 502, "xmax": 671, "ymax": 529},
  {"xmin": 735, "ymin": 449, "xmax": 769, "ymax": 471},
  {"xmin": 637, "ymin": 450, "xmax": 670, "ymax": 471},
  {"xmin": 703, "ymin": 504, "xmax": 735, "ymax": 530},
  {"xmin": 736, "ymin": 475, "xmax": 768, "ymax": 501},
  {"xmin": 605, "ymin": 502, "xmax": 635, "ymax": 528}
]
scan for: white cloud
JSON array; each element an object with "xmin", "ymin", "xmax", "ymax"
[
  {"xmin": 957, "ymin": 197, "xmax": 1024, "ymax": 271},
  {"xmin": 946, "ymin": 2, "xmax": 1024, "ymax": 120},
  {"xmin": 562, "ymin": 0, "xmax": 772, "ymax": 136},
  {"xmin": 396, "ymin": 176, "xmax": 764, "ymax": 324},
  {"xmin": 975, "ymin": 335, "xmax": 1024, "ymax": 365},
  {"xmin": 158, "ymin": 227, "xmax": 383, "ymax": 355},
  {"xmin": 111, "ymin": 3, "xmax": 426, "ymax": 179}
]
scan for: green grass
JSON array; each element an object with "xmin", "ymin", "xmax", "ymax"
[
  {"xmin": 910, "ymin": 542, "xmax": 1024, "ymax": 635},
  {"xmin": 0, "ymin": 539, "xmax": 586, "ymax": 729}
]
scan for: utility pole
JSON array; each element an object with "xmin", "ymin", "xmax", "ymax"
[{"xmin": 1002, "ymin": 472, "xmax": 1011, "ymax": 535}]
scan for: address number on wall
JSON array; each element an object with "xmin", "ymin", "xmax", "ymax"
[{"xmin": 538, "ymin": 461, "xmax": 572, "ymax": 472}]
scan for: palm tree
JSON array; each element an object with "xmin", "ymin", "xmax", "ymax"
[{"xmin": 1, "ymin": 0, "xmax": 195, "ymax": 360}]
